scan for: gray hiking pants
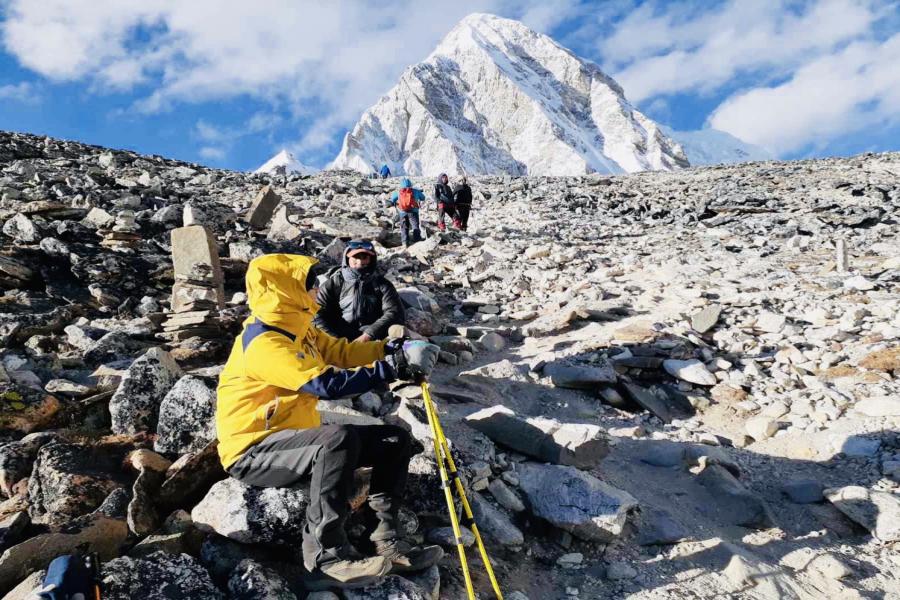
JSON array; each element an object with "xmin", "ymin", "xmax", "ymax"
[{"xmin": 227, "ymin": 424, "xmax": 413, "ymax": 566}]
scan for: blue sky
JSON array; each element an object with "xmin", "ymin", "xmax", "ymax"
[{"xmin": 1, "ymin": 0, "xmax": 898, "ymax": 171}]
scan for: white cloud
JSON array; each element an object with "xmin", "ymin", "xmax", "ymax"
[
  {"xmin": 1, "ymin": 0, "xmax": 579, "ymax": 154},
  {"xmin": 604, "ymin": 0, "xmax": 882, "ymax": 102},
  {"xmin": 0, "ymin": 81, "xmax": 37, "ymax": 102},
  {"xmin": 199, "ymin": 146, "xmax": 226, "ymax": 160},
  {"xmin": 709, "ymin": 32, "xmax": 900, "ymax": 154}
]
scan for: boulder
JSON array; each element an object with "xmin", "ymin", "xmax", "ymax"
[
  {"xmin": 245, "ymin": 185, "xmax": 280, "ymax": 229},
  {"xmin": 0, "ymin": 431, "xmax": 59, "ymax": 497},
  {"xmin": 464, "ymin": 405, "xmax": 609, "ymax": 469},
  {"xmin": 824, "ymin": 485, "xmax": 900, "ymax": 541},
  {"xmin": 154, "ymin": 375, "xmax": 217, "ymax": 454},
  {"xmin": 543, "ymin": 361, "xmax": 616, "ymax": 388},
  {"xmin": 0, "ymin": 512, "xmax": 29, "ymax": 552},
  {"xmin": 228, "ymin": 559, "xmax": 298, "ymax": 600},
  {"xmin": 191, "ymin": 477, "xmax": 309, "ymax": 545},
  {"xmin": 0, "ymin": 385, "xmax": 61, "ymax": 434},
  {"xmin": 27, "ymin": 443, "xmax": 128, "ymax": 526},
  {"xmin": 691, "ymin": 304, "xmax": 721, "ymax": 333},
  {"xmin": 696, "ymin": 464, "xmax": 773, "ymax": 529},
  {"xmin": 109, "ymin": 347, "xmax": 183, "ymax": 435},
  {"xmin": 156, "ymin": 440, "xmax": 227, "ymax": 512},
  {"xmin": 662, "ymin": 359, "xmax": 717, "ymax": 386},
  {"xmin": 517, "ymin": 463, "xmax": 637, "ymax": 542},
  {"xmin": 101, "ymin": 551, "xmax": 223, "ymax": 600},
  {"xmin": 468, "ymin": 491, "xmax": 524, "ymax": 547}
]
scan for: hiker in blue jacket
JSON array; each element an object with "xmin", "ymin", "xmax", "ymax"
[
  {"xmin": 386, "ymin": 178, "xmax": 425, "ymax": 247},
  {"xmin": 379, "ymin": 164, "xmax": 391, "ymax": 179}
]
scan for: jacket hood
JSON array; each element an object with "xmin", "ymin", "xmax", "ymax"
[
  {"xmin": 246, "ymin": 254, "xmax": 319, "ymax": 335},
  {"xmin": 342, "ymin": 244, "xmax": 378, "ymax": 270},
  {"xmin": 400, "ymin": 177, "xmax": 412, "ymax": 188},
  {"xmin": 437, "ymin": 173, "xmax": 448, "ymax": 184}
]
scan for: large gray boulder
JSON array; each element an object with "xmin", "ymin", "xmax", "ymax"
[
  {"xmin": 27, "ymin": 443, "xmax": 128, "ymax": 526},
  {"xmin": 109, "ymin": 347, "xmax": 183, "ymax": 435},
  {"xmin": 228, "ymin": 559, "xmax": 298, "ymax": 600},
  {"xmin": 191, "ymin": 478, "xmax": 309, "ymax": 545},
  {"xmin": 0, "ymin": 431, "xmax": 59, "ymax": 497},
  {"xmin": 825, "ymin": 485, "xmax": 900, "ymax": 541},
  {"xmin": 517, "ymin": 463, "xmax": 637, "ymax": 542},
  {"xmin": 464, "ymin": 405, "xmax": 609, "ymax": 469},
  {"xmin": 101, "ymin": 551, "xmax": 223, "ymax": 600},
  {"xmin": 154, "ymin": 375, "xmax": 217, "ymax": 454}
]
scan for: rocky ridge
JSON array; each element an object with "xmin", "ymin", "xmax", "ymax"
[{"xmin": 0, "ymin": 129, "xmax": 898, "ymax": 598}]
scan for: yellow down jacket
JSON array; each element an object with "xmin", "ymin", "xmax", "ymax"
[{"xmin": 216, "ymin": 254, "xmax": 386, "ymax": 469}]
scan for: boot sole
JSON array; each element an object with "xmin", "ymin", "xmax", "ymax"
[
  {"xmin": 385, "ymin": 547, "xmax": 445, "ymax": 573},
  {"xmin": 304, "ymin": 562, "xmax": 392, "ymax": 591}
]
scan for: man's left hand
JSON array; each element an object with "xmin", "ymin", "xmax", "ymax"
[{"xmin": 353, "ymin": 333, "xmax": 373, "ymax": 343}]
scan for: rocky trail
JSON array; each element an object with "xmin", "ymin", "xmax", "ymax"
[{"xmin": 0, "ymin": 130, "xmax": 899, "ymax": 599}]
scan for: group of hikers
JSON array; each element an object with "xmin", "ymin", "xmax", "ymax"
[
  {"xmin": 216, "ymin": 238, "xmax": 447, "ymax": 590},
  {"xmin": 386, "ymin": 172, "xmax": 473, "ymax": 246}
]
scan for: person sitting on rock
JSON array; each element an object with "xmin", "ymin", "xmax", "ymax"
[
  {"xmin": 453, "ymin": 175, "xmax": 473, "ymax": 231},
  {"xmin": 386, "ymin": 178, "xmax": 425, "ymax": 247},
  {"xmin": 434, "ymin": 172, "xmax": 459, "ymax": 231},
  {"xmin": 216, "ymin": 253, "xmax": 443, "ymax": 590},
  {"xmin": 313, "ymin": 240, "xmax": 405, "ymax": 342}
]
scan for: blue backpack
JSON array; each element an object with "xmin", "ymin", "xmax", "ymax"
[{"xmin": 37, "ymin": 554, "xmax": 101, "ymax": 600}]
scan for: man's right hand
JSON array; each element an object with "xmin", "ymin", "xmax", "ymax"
[{"xmin": 387, "ymin": 341, "xmax": 440, "ymax": 381}]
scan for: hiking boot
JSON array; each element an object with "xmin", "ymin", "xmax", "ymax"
[
  {"xmin": 375, "ymin": 538, "xmax": 444, "ymax": 573},
  {"xmin": 304, "ymin": 548, "xmax": 392, "ymax": 591}
]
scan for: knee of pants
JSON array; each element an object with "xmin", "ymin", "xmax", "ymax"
[{"xmin": 323, "ymin": 425, "xmax": 361, "ymax": 455}]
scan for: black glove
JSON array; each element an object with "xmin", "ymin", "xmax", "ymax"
[{"xmin": 386, "ymin": 340, "xmax": 440, "ymax": 381}]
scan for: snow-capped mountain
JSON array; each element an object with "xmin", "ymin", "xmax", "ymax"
[
  {"xmin": 255, "ymin": 149, "xmax": 318, "ymax": 176},
  {"xmin": 330, "ymin": 13, "xmax": 689, "ymax": 176},
  {"xmin": 665, "ymin": 127, "xmax": 773, "ymax": 166}
]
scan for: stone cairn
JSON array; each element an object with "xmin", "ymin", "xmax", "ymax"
[
  {"xmin": 158, "ymin": 225, "xmax": 226, "ymax": 344},
  {"xmin": 99, "ymin": 210, "xmax": 140, "ymax": 249}
]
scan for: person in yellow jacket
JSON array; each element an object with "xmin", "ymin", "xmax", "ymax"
[{"xmin": 217, "ymin": 254, "xmax": 443, "ymax": 590}]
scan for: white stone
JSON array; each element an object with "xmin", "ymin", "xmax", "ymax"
[
  {"xmin": 663, "ymin": 359, "xmax": 717, "ymax": 386},
  {"xmin": 745, "ymin": 416, "xmax": 778, "ymax": 441}
]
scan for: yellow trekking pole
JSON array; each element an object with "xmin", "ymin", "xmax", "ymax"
[{"xmin": 421, "ymin": 381, "xmax": 504, "ymax": 600}]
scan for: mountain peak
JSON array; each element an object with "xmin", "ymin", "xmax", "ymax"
[
  {"xmin": 254, "ymin": 149, "xmax": 318, "ymax": 176},
  {"xmin": 331, "ymin": 14, "xmax": 688, "ymax": 176}
]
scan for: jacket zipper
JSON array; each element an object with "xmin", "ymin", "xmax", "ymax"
[{"xmin": 264, "ymin": 396, "xmax": 280, "ymax": 430}]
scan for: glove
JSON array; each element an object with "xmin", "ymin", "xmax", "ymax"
[{"xmin": 386, "ymin": 340, "xmax": 440, "ymax": 381}]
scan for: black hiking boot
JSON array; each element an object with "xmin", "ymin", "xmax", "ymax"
[
  {"xmin": 303, "ymin": 545, "xmax": 391, "ymax": 591},
  {"xmin": 374, "ymin": 538, "xmax": 444, "ymax": 573}
]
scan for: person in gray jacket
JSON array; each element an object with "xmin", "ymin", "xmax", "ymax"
[{"xmin": 314, "ymin": 240, "xmax": 405, "ymax": 342}]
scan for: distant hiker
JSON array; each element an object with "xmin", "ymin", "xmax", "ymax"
[
  {"xmin": 434, "ymin": 172, "xmax": 459, "ymax": 231},
  {"xmin": 380, "ymin": 164, "xmax": 391, "ymax": 179},
  {"xmin": 386, "ymin": 178, "xmax": 425, "ymax": 247},
  {"xmin": 217, "ymin": 254, "xmax": 443, "ymax": 590},
  {"xmin": 314, "ymin": 240, "xmax": 405, "ymax": 342},
  {"xmin": 453, "ymin": 175, "xmax": 473, "ymax": 231}
]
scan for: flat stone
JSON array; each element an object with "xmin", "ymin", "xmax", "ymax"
[
  {"xmin": 488, "ymin": 478, "xmax": 525, "ymax": 512},
  {"xmin": 543, "ymin": 361, "xmax": 616, "ymax": 388},
  {"xmin": 636, "ymin": 508, "xmax": 688, "ymax": 545},
  {"xmin": 467, "ymin": 491, "xmax": 523, "ymax": 547},
  {"xmin": 854, "ymin": 396, "xmax": 900, "ymax": 416},
  {"xmin": 756, "ymin": 311, "xmax": 786, "ymax": 333},
  {"xmin": 517, "ymin": 463, "xmax": 637, "ymax": 542},
  {"xmin": 170, "ymin": 225, "xmax": 225, "ymax": 310},
  {"xmin": 464, "ymin": 405, "xmax": 610, "ymax": 469},
  {"xmin": 782, "ymin": 479, "xmax": 824, "ymax": 504},
  {"xmin": 696, "ymin": 464, "xmax": 773, "ymax": 529},
  {"xmin": 824, "ymin": 485, "xmax": 900, "ymax": 541},
  {"xmin": 245, "ymin": 185, "xmax": 280, "ymax": 228},
  {"xmin": 621, "ymin": 382, "xmax": 693, "ymax": 424},
  {"xmin": 663, "ymin": 359, "xmax": 717, "ymax": 386},
  {"xmin": 691, "ymin": 304, "xmax": 721, "ymax": 333},
  {"xmin": 745, "ymin": 416, "xmax": 778, "ymax": 441}
]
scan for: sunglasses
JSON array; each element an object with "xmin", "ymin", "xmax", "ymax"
[{"xmin": 347, "ymin": 241, "xmax": 375, "ymax": 251}]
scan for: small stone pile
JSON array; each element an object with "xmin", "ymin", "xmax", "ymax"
[{"xmin": 99, "ymin": 209, "xmax": 141, "ymax": 249}]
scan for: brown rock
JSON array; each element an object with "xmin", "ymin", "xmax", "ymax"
[
  {"xmin": 245, "ymin": 185, "xmax": 280, "ymax": 228},
  {"xmin": 859, "ymin": 347, "xmax": 900, "ymax": 373},
  {"xmin": 155, "ymin": 440, "xmax": 226, "ymax": 512},
  {"xmin": 710, "ymin": 384, "xmax": 748, "ymax": 404}
]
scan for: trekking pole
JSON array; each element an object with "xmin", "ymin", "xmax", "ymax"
[
  {"xmin": 421, "ymin": 381, "xmax": 476, "ymax": 599},
  {"xmin": 421, "ymin": 381, "xmax": 504, "ymax": 600}
]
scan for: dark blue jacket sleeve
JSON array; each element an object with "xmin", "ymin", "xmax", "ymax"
[{"xmin": 300, "ymin": 360, "xmax": 396, "ymax": 398}]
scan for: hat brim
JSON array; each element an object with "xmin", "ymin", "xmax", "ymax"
[{"xmin": 347, "ymin": 248, "xmax": 376, "ymax": 257}]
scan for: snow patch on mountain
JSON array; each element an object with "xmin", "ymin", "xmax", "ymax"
[
  {"xmin": 255, "ymin": 149, "xmax": 318, "ymax": 176},
  {"xmin": 331, "ymin": 13, "xmax": 689, "ymax": 177},
  {"xmin": 665, "ymin": 127, "xmax": 773, "ymax": 166}
]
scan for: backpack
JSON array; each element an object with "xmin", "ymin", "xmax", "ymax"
[{"xmin": 398, "ymin": 188, "xmax": 418, "ymax": 211}]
